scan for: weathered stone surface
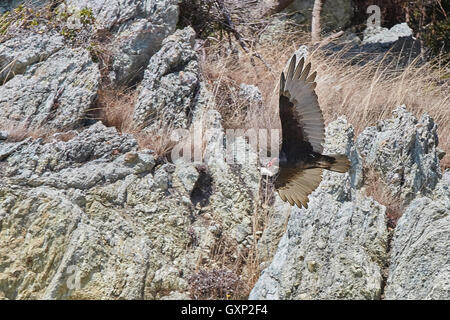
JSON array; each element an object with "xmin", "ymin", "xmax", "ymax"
[
  {"xmin": 384, "ymin": 172, "xmax": 450, "ymax": 300},
  {"xmin": 0, "ymin": 1, "xmax": 447, "ymax": 300},
  {"xmin": 133, "ymin": 27, "xmax": 200, "ymax": 131},
  {"xmin": 0, "ymin": 110, "xmax": 262, "ymax": 300},
  {"xmin": 0, "ymin": 122, "xmax": 141, "ymax": 186},
  {"xmin": 238, "ymin": 84, "xmax": 263, "ymax": 113},
  {"xmin": 0, "ymin": 0, "xmax": 47, "ymax": 14},
  {"xmin": 65, "ymin": 0, "xmax": 179, "ymax": 84},
  {"xmin": 363, "ymin": 23, "xmax": 413, "ymax": 44},
  {"xmin": 356, "ymin": 105, "xmax": 442, "ymax": 204},
  {"xmin": 0, "ymin": 47, "xmax": 100, "ymax": 130},
  {"xmin": 0, "ymin": 32, "xmax": 65, "ymax": 84},
  {"xmin": 250, "ymin": 117, "xmax": 388, "ymax": 300},
  {"xmin": 255, "ymin": 196, "xmax": 292, "ymax": 270},
  {"xmin": 321, "ymin": 22, "xmax": 421, "ymax": 67}
]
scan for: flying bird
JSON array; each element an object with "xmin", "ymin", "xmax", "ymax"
[{"xmin": 267, "ymin": 53, "xmax": 351, "ymax": 209}]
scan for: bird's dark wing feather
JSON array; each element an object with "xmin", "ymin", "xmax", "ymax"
[
  {"xmin": 279, "ymin": 55, "xmax": 325, "ymax": 154},
  {"xmin": 275, "ymin": 167, "xmax": 323, "ymax": 209},
  {"xmin": 275, "ymin": 54, "xmax": 326, "ymax": 208}
]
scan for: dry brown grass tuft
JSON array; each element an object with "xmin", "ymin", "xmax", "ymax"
[
  {"xmin": 363, "ymin": 166, "xmax": 405, "ymax": 229},
  {"xmin": 0, "ymin": 120, "xmax": 58, "ymax": 142},
  {"xmin": 94, "ymin": 86, "xmax": 136, "ymax": 132},
  {"xmin": 93, "ymin": 85, "xmax": 180, "ymax": 158},
  {"xmin": 188, "ymin": 268, "xmax": 244, "ymax": 300},
  {"xmin": 132, "ymin": 125, "xmax": 179, "ymax": 159}
]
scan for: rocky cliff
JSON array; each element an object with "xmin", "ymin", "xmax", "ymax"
[{"xmin": 250, "ymin": 107, "xmax": 449, "ymax": 300}]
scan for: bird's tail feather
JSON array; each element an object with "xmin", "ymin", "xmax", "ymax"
[
  {"xmin": 326, "ymin": 154, "xmax": 351, "ymax": 173},
  {"xmin": 316, "ymin": 154, "xmax": 351, "ymax": 173}
]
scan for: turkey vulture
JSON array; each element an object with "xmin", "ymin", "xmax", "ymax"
[{"xmin": 268, "ymin": 53, "xmax": 351, "ymax": 208}]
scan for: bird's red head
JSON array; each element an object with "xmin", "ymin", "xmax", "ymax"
[{"xmin": 267, "ymin": 157, "xmax": 278, "ymax": 168}]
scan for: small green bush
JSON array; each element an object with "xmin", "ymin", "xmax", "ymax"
[{"xmin": 0, "ymin": 0, "xmax": 96, "ymax": 47}]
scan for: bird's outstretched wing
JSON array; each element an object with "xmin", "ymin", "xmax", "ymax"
[
  {"xmin": 279, "ymin": 54, "xmax": 325, "ymax": 154},
  {"xmin": 276, "ymin": 168, "xmax": 323, "ymax": 209}
]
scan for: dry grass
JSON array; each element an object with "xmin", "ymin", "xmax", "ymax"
[
  {"xmin": 0, "ymin": 120, "xmax": 56, "ymax": 142},
  {"xmin": 93, "ymin": 86, "xmax": 180, "ymax": 158},
  {"xmin": 94, "ymin": 86, "xmax": 136, "ymax": 132},
  {"xmin": 310, "ymin": 48, "xmax": 450, "ymax": 170},
  {"xmin": 201, "ymin": 31, "xmax": 450, "ymax": 169},
  {"xmin": 363, "ymin": 166, "xmax": 405, "ymax": 229}
]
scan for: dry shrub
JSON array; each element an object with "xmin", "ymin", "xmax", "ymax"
[
  {"xmin": 133, "ymin": 125, "xmax": 179, "ymax": 160},
  {"xmin": 178, "ymin": 0, "xmax": 275, "ymax": 40},
  {"xmin": 191, "ymin": 216, "xmax": 265, "ymax": 300},
  {"xmin": 363, "ymin": 167, "xmax": 404, "ymax": 229},
  {"xmin": 94, "ymin": 86, "xmax": 136, "ymax": 132},
  {"xmin": 188, "ymin": 268, "xmax": 244, "ymax": 300},
  {"xmin": 0, "ymin": 119, "xmax": 80, "ymax": 143}
]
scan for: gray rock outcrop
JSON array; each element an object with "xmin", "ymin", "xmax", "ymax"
[
  {"xmin": 356, "ymin": 105, "xmax": 443, "ymax": 204},
  {"xmin": 65, "ymin": 0, "xmax": 179, "ymax": 84},
  {"xmin": 0, "ymin": 111, "xmax": 262, "ymax": 300},
  {"xmin": 363, "ymin": 23, "xmax": 413, "ymax": 45},
  {"xmin": 0, "ymin": 1, "xmax": 448, "ymax": 301},
  {"xmin": 250, "ymin": 117, "xmax": 388, "ymax": 300},
  {"xmin": 250, "ymin": 107, "xmax": 449, "ymax": 300},
  {"xmin": 0, "ymin": 32, "xmax": 65, "ymax": 84},
  {"xmin": 384, "ymin": 172, "xmax": 450, "ymax": 300},
  {"xmin": 133, "ymin": 27, "xmax": 200, "ymax": 131},
  {"xmin": 0, "ymin": 46, "xmax": 100, "ymax": 130}
]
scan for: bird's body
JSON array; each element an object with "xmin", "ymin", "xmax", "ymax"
[{"xmin": 270, "ymin": 52, "xmax": 351, "ymax": 208}]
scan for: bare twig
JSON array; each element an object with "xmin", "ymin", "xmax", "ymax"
[{"xmin": 214, "ymin": 0, "xmax": 273, "ymax": 72}]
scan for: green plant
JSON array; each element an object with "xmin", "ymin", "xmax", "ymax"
[{"xmin": 0, "ymin": 1, "xmax": 96, "ymax": 46}]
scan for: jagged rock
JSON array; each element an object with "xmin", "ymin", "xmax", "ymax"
[
  {"xmin": 363, "ymin": 23, "xmax": 413, "ymax": 44},
  {"xmin": 0, "ymin": 0, "xmax": 446, "ymax": 300},
  {"xmin": 133, "ymin": 27, "xmax": 200, "ymax": 131},
  {"xmin": 198, "ymin": 108, "xmax": 261, "ymax": 250},
  {"xmin": 251, "ymin": 107, "xmax": 448, "ymax": 300},
  {"xmin": 239, "ymin": 84, "xmax": 263, "ymax": 110},
  {"xmin": 0, "ymin": 108, "xmax": 263, "ymax": 300},
  {"xmin": 0, "ymin": 122, "xmax": 141, "ymax": 185},
  {"xmin": 0, "ymin": 32, "xmax": 65, "ymax": 84},
  {"xmin": 361, "ymin": 23, "xmax": 421, "ymax": 63},
  {"xmin": 384, "ymin": 172, "xmax": 450, "ymax": 300},
  {"xmin": 65, "ymin": 0, "xmax": 179, "ymax": 84},
  {"xmin": 356, "ymin": 105, "xmax": 442, "ymax": 204},
  {"xmin": 172, "ymin": 162, "xmax": 200, "ymax": 194},
  {"xmin": 256, "ymin": 196, "xmax": 292, "ymax": 270},
  {"xmin": 250, "ymin": 117, "xmax": 388, "ymax": 300},
  {"xmin": 0, "ymin": 0, "xmax": 46, "ymax": 14},
  {"xmin": 322, "ymin": 22, "xmax": 421, "ymax": 67},
  {"xmin": 0, "ymin": 47, "xmax": 100, "ymax": 130}
]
